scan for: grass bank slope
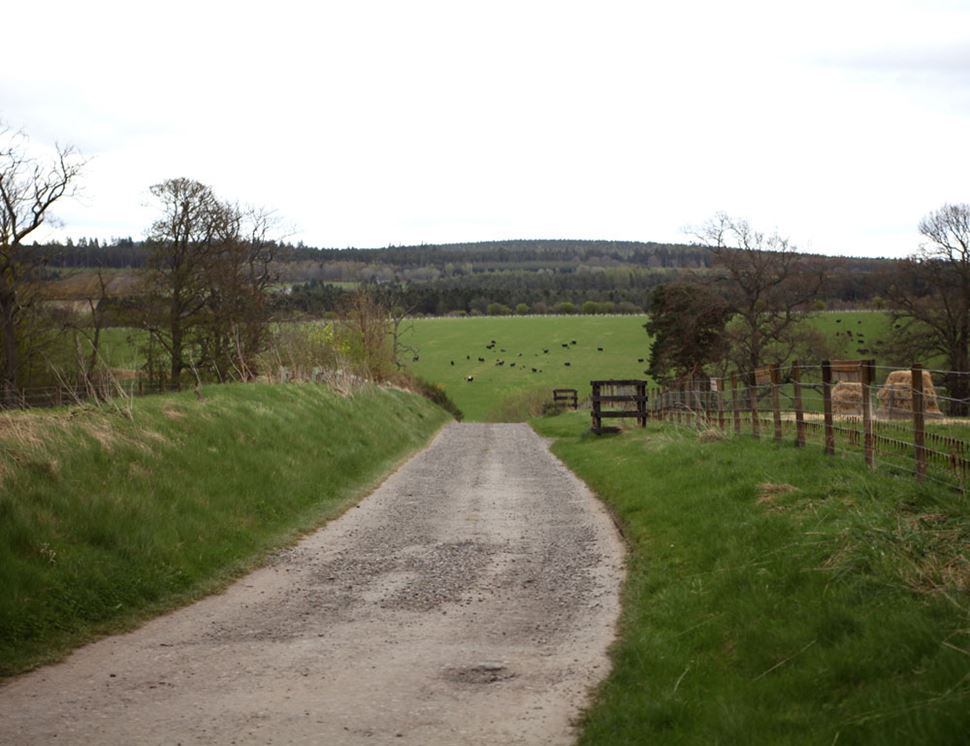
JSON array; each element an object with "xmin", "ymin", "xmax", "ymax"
[
  {"xmin": 409, "ymin": 316, "xmax": 653, "ymax": 421},
  {"xmin": 533, "ymin": 413, "xmax": 970, "ymax": 745},
  {"xmin": 0, "ymin": 383, "xmax": 450, "ymax": 677}
]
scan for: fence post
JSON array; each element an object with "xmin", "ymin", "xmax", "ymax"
[
  {"xmin": 717, "ymin": 379, "xmax": 725, "ymax": 431},
  {"xmin": 912, "ymin": 363, "xmax": 927, "ymax": 481},
  {"xmin": 750, "ymin": 373, "xmax": 760, "ymax": 439},
  {"xmin": 862, "ymin": 359, "xmax": 875, "ymax": 470},
  {"xmin": 680, "ymin": 380, "xmax": 687, "ymax": 426},
  {"xmin": 822, "ymin": 360, "xmax": 835, "ymax": 456},
  {"xmin": 693, "ymin": 377, "xmax": 703, "ymax": 430},
  {"xmin": 770, "ymin": 364, "xmax": 782, "ymax": 442},
  {"xmin": 732, "ymin": 373, "xmax": 740, "ymax": 435},
  {"xmin": 792, "ymin": 360, "xmax": 806, "ymax": 448},
  {"xmin": 638, "ymin": 381, "xmax": 647, "ymax": 427},
  {"xmin": 591, "ymin": 381, "xmax": 602, "ymax": 433}
]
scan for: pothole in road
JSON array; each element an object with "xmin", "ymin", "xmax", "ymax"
[{"xmin": 443, "ymin": 662, "xmax": 516, "ymax": 685}]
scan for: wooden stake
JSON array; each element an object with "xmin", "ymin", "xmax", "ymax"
[
  {"xmin": 822, "ymin": 360, "xmax": 834, "ymax": 456},
  {"xmin": 750, "ymin": 372, "xmax": 760, "ymax": 439},
  {"xmin": 732, "ymin": 373, "xmax": 741, "ymax": 435},
  {"xmin": 862, "ymin": 359, "xmax": 875, "ymax": 470},
  {"xmin": 770, "ymin": 364, "xmax": 783, "ymax": 442},
  {"xmin": 913, "ymin": 363, "xmax": 927, "ymax": 481},
  {"xmin": 792, "ymin": 360, "xmax": 805, "ymax": 448}
]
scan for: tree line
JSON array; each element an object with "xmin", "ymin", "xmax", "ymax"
[
  {"xmin": 3, "ymin": 124, "xmax": 967, "ymax": 413},
  {"xmin": 646, "ymin": 210, "xmax": 970, "ymax": 415}
]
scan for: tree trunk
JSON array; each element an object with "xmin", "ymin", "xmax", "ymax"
[
  {"xmin": 170, "ymin": 322, "xmax": 183, "ymax": 390},
  {"xmin": 0, "ymin": 293, "xmax": 19, "ymax": 406}
]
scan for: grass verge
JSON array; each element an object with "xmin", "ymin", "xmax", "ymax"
[
  {"xmin": 0, "ymin": 383, "xmax": 450, "ymax": 677},
  {"xmin": 532, "ymin": 413, "xmax": 970, "ymax": 745}
]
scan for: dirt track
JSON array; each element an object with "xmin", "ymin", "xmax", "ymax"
[{"xmin": 0, "ymin": 422, "xmax": 624, "ymax": 745}]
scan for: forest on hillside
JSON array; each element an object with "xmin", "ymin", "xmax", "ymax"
[{"xmin": 35, "ymin": 237, "xmax": 891, "ymax": 316}]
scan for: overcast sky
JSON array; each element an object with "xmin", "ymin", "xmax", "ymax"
[{"xmin": 3, "ymin": 0, "xmax": 968, "ymax": 257}]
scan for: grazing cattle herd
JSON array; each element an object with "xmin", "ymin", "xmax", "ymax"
[{"xmin": 458, "ymin": 337, "xmax": 647, "ymax": 382}]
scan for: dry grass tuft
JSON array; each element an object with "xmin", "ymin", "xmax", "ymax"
[
  {"xmin": 697, "ymin": 428, "xmax": 724, "ymax": 443},
  {"xmin": 128, "ymin": 462, "xmax": 151, "ymax": 480},
  {"xmin": 140, "ymin": 429, "xmax": 169, "ymax": 446},
  {"xmin": 756, "ymin": 482, "xmax": 798, "ymax": 506},
  {"xmin": 80, "ymin": 419, "xmax": 120, "ymax": 450},
  {"xmin": 161, "ymin": 405, "xmax": 185, "ymax": 420},
  {"xmin": 0, "ymin": 413, "xmax": 51, "ymax": 451}
]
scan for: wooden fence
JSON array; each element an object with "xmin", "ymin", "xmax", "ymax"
[
  {"xmin": 651, "ymin": 361, "xmax": 970, "ymax": 490},
  {"xmin": 591, "ymin": 379, "xmax": 648, "ymax": 434},
  {"xmin": 552, "ymin": 388, "xmax": 578, "ymax": 411}
]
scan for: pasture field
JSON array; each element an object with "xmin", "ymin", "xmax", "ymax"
[
  {"xmin": 407, "ymin": 316, "xmax": 654, "ymax": 420},
  {"xmin": 812, "ymin": 310, "xmax": 894, "ymax": 362},
  {"xmin": 96, "ymin": 327, "xmax": 149, "ymax": 369},
  {"xmin": 535, "ymin": 413, "xmax": 970, "ymax": 745},
  {"xmin": 67, "ymin": 310, "xmax": 903, "ymax": 418},
  {"xmin": 405, "ymin": 311, "xmax": 900, "ymax": 421}
]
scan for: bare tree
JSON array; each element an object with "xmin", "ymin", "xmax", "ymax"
[
  {"xmin": 693, "ymin": 213, "xmax": 824, "ymax": 375},
  {"xmin": 885, "ymin": 203, "xmax": 970, "ymax": 415},
  {"xmin": 0, "ymin": 125, "xmax": 84, "ymax": 403},
  {"xmin": 202, "ymin": 205, "xmax": 281, "ymax": 380},
  {"xmin": 143, "ymin": 178, "xmax": 233, "ymax": 387},
  {"xmin": 62, "ymin": 267, "xmax": 110, "ymax": 394},
  {"xmin": 337, "ymin": 289, "xmax": 395, "ymax": 381},
  {"xmin": 367, "ymin": 283, "xmax": 418, "ymax": 370}
]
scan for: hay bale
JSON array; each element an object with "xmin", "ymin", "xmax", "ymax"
[
  {"xmin": 832, "ymin": 381, "xmax": 863, "ymax": 415},
  {"xmin": 877, "ymin": 370, "xmax": 942, "ymax": 417}
]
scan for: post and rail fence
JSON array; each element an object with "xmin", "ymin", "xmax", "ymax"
[
  {"xmin": 649, "ymin": 361, "xmax": 970, "ymax": 491},
  {"xmin": 590, "ymin": 379, "xmax": 648, "ymax": 434},
  {"xmin": 552, "ymin": 388, "xmax": 579, "ymax": 411}
]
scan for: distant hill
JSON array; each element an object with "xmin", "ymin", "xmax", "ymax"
[{"xmin": 32, "ymin": 238, "xmax": 893, "ymax": 315}]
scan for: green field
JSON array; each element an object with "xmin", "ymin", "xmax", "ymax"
[
  {"xmin": 80, "ymin": 310, "xmax": 905, "ymax": 420},
  {"xmin": 535, "ymin": 413, "xmax": 970, "ymax": 745},
  {"xmin": 404, "ymin": 312, "xmax": 903, "ymax": 421},
  {"xmin": 812, "ymin": 310, "xmax": 894, "ymax": 362},
  {"xmin": 406, "ymin": 316, "xmax": 655, "ymax": 420}
]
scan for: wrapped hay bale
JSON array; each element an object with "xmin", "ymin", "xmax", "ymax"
[
  {"xmin": 877, "ymin": 370, "xmax": 942, "ymax": 417},
  {"xmin": 832, "ymin": 381, "xmax": 863, "ymax": 415}
]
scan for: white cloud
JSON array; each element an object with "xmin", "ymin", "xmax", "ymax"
[{"xmin": 2, "ymin": 0, "xmax": 968, "ymax": 256}]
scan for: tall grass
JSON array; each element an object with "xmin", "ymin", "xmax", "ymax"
[
  {"xmin": 533, "ymin": 414, "xmax": 970, "ymax": 745},
  {"xmin": 0, "ymin": 383, "xmax": 450, "ymax": 677}
]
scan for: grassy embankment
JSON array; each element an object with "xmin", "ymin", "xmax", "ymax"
[
  {"xmin": 533, "ymin": 413, "xmax": 970, "ymax": 745},
  {"xmin": 0, "ymin": 383, "xmax": 451, "ymax": 677}
]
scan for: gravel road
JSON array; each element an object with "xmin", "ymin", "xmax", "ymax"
[{"xmin": 0, "ymin": 422, "xmax": 625, "ymax": 745}]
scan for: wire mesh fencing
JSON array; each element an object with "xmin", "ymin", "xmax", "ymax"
[{"xmin": 651, "ymin": 360, "xmax": 970, "ymax": 492}]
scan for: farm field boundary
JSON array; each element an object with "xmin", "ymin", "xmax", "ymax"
[{"xmin": 650, "ymin": 360, "xmax": 970, "ymax": 491}]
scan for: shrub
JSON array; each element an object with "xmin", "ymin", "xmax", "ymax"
[{"xmin": 406, "ymin": 376, "xmax": 464, "ymax": 421}]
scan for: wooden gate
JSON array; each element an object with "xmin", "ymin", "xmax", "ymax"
[
  {"xmin": 590, "ymin": 379, "xmax": 648, "ymax": 434},
  {"xmin": 552, "ymin": 388, "xmax": 578, "ymax": 410}
]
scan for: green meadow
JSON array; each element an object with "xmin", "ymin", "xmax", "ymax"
[
  {"xmin": 535, "ymin": 413, "xmax": 970, "ymax": 745},
  {"xmin": 407, "ymin": 316, "xmax": 654, "ymax": 420},
  {"xmin": 406, "ymin": 311, "xmax": 899, "ymax": 421},
  {"xmin": 812, "ymin": 310, "xmax": 894, "ymax": 362}
]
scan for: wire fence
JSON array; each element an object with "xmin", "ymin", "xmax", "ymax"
[
  {"xmin": 0, "ymin": 379, "xmax": 184, "ymax": 410},
  {"xmin": 650, "ymin": 360, "xmax": 970, "ymax": 492}
]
